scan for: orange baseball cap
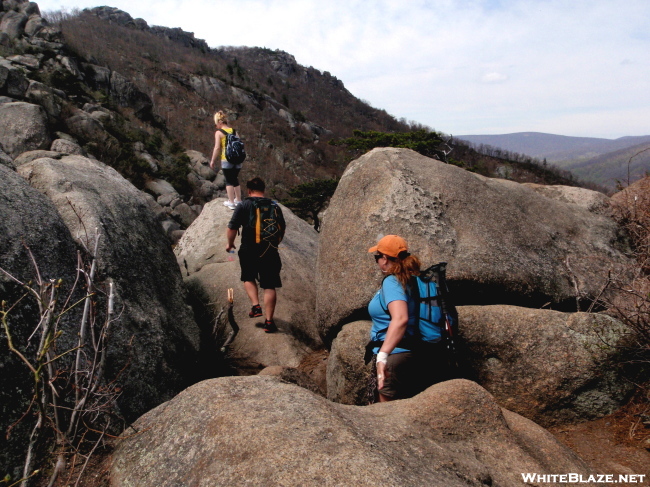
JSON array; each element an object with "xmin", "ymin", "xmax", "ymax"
[{"xmin": 368, "ymin": 235, "xmax": 409, "ymax": 258}]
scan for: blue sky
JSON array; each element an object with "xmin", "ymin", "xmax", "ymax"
[{"xmin": 34, "ymin": 0, "xmax": 650, "ymax": 139}]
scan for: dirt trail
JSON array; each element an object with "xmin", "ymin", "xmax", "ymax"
[{"xmin": 548, "ymin": 404, "xmax": 650, "ymax": 486}]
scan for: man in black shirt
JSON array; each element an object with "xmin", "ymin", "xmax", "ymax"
[{"xmin": 226, "ymin": 177, "xmax": 285, "ymax": 332}]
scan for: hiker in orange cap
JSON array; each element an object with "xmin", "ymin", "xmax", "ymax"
[{"xmin": 366, "ymin": 235, "xmax": 422, "ymax": 402}]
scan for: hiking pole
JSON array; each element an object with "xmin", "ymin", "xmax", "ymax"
[{"xmin": 220, "ymin": 288, "xmax": 239, "ymax": 352}]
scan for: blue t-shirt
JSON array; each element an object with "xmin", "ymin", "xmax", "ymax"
[{"xmin": 368, "ymin": 275, "xmax": 417, "ymax": 354}]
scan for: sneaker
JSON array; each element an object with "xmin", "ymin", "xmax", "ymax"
[
  {"xmin": 233, "ymin": 199, "xmax": 242, "ymax": 206},
  {"xmin": 263, "ymin": 319, "xmax": 277, "ymax": 333},
  {"xmin": 222, "ymin": 200, "xmax": 232, "ymax": 207},
  {"xmin": 249, "ymin": 305, "xmax": 262, "ymax": 318}
]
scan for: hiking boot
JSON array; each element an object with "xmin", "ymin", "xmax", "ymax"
[
  {"xmin": 249, "ymin": 305, "xmax": 262, "ymax": 318},
  {"xmin": 263, "ymin": 319, "xmax": 277, "ymax": 333}
]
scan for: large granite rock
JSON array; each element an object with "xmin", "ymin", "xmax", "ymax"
[
  {"xmin": 174, "ymin": 198, "xmax": 322, "ymax": 373},
  {"xmin": 111, "ymin": 376, "xmax": 600, "ymax": 486},
  {"xmin": 459, "ymin": 305, "xmax": 633, "ymax": 426},
  {"xmin": 0, "ymin": 164, "xmax": 78, "ymax": 477},
  {"xmin": 317, "ymin": 148, "xmax": 631, "ymax": 342},
  {"xmin": 17, "ymin": 155, "xmax": 201, "ymax": 420}
]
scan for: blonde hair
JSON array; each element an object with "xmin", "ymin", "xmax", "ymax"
[{"xmin": 214, "ymin": 110, "xmax": 229, "ymax": 125}]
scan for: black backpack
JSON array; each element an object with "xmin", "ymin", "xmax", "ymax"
[
  {"xmin": 248, "ymin": 198, "xmax": 283, "ymax": 248},
  {"xmin": 220, "ymin": 128, "xmax": 246, "ymax": 165}
]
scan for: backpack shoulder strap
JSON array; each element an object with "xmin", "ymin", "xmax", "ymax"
[
  {"xmin": 378, "ymin": 275, "xmax": 390, "ymax": 314},
  {"xmin": 409, "ymin": 275, "xmax": 422, "ymax": 338}
]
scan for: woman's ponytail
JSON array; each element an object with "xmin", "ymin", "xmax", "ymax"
[{"xmin": 390, "ymin": 254, "xmax": 422, "ymax": 289}]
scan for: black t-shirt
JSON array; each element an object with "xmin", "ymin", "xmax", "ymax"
[{"xmin": 227, "ymin": 197, "xmax": 285, "ymax": 250}]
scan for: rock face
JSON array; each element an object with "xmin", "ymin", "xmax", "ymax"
[
  {"xmin": 0, "ymin": 164, "xmax": 78, "ymax": 475},
  {"xmin": 523, "ymin": 183, "xmax": 612, "ymax": 215},
  {"xmin": 317, "ymin": 147, "xmax": 631, "ymax": 342},
  {"xmin": 111, "ymin": 376, "xmax": 599, "ymax": 487},
  {"xmin": 459, "ymin": 305, "xmax": 633, "ymax": 426},
  {"xmin": 174, "ymin": 198, "xmax": 322, "ymax": 372},
  {"xmin": 326, "ymin": 320, "xmax": 373, "ymax": 405},
  {"xmin": 17, "ymin": 155, "xmax": 201, "ymax": 420},
  {"xmin": 326, "ymin": 309, "xmax": 632, "ymax": 426},
  {"xmin": 0, "ymin": 101, "xmax": 50, "ymax": 158}
]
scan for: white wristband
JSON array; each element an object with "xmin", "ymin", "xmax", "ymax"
[{"xmin": 376, "ymin": 351, "xmax": 389, "ymax": 364}]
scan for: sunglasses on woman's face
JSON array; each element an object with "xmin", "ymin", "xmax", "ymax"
[{"xmin": 374, "ymin": 253, "xmax": 388, "ymax": 262}]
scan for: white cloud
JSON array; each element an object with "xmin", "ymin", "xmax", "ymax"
[
  {"xmin": 34, "ymin": 0, "xmax": 650, "ymax": 138},
  {"xmin": 482, "ymin": 72, "xmax": 509, "ymax": 83}
]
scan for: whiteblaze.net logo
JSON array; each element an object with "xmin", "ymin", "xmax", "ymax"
[{"xmin": 521, "ymin": 473, "xmax": 647, "ymax": 484}]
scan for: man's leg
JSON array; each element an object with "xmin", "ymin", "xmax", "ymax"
[
  {"xmin": 263, "ymin": 288, "xmax": 276, "ymax": 321},
  {"xmin": 244, "ymin": 281, "xmax": 259, "ymax": 306}
]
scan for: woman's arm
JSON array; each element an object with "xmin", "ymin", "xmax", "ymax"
[
  {"xmin": 209, "ymin": 131, "xmax": 223, "ymax": 170},
  {"xmin": 380, "ymin": 300, "xmax": 408, "ymax": 354},
  {"xmin": 377, "ymin": 299, "xmax": 408, "ymax": 390}
]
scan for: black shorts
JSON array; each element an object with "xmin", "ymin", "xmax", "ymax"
[
  {"xmin": 239, "ymin": 245, "xmax": 282, "ymax": 289},
  {"xmin": 222, "ymin": 167, "xmax": 241, "ymax": 187}
]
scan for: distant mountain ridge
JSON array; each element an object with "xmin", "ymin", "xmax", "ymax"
[
  {"xmin": 457, "ymin": 132, "xmax": 650, "ymax": 190},
  {"xmin": 457, "ymin": 132, "xmax": 650, "ymax": 163}
]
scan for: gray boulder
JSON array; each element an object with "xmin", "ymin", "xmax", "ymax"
[
  {"xmin": 25, "ymin": 79, "xmax": 64, "ymax": 119},
  {"xmin": 189, "ymin": 75, "xmax": 225, "ymax": 101},
  {"xmin": 317, "ymin": 148, "xmax": 631, "ymax": 341},
  {"xmin": 109, "ymin": 70, "xmax": 153, "ymax": 119},
  {"xmin": 145, "ymin": 177, "xmax": 178, "ymax": 198},
  {"xmin": 326, "ymin": 320, "xmax": 373, "ymax": 405},
  {"xmin": 459, "ymin": 305, "xmax": 633, "ymax": 426},
  {"xmin": 31, "ymin": 24, "xmax": 62, "ymax": 43},
  {"xmin": 174, "ymin": 198, "xmax": 322, "ymax": 372},
  {"xmin": 0, "ymin": 164, "xmax": 78, "ymax": 477},
  {"xmin": 57, "ymin": 54, "xmax": 82, "ymax": 79},
  {"xmin": 16, "ymin": 1, "xmax": 40, "ymax": 16},
  {"xmin": 17, "ymin": 155, "xmax": 201, "ymax": 420},
  {"xmin": 230, "ymin": 85, "xmax": 261, "ymax": 109},
  {"xmin": 50, "ymin": 137, "xmax": 86, "ymax": 155},
  {"xmin": 0, "ymin": 101, "xmax": 50, "ymax": 158},
  {"xmin": 6, "ymin": 53, "xmax": 39, "ymax": 69},
  {"xmin": 83, "ymin": 63, "xmax": 111, "ymax": 92},
  {"xmin": 64, "ymin": 109, "xmax": 119, "ymax": 158},
  {"xmin": 111, "ymin": 376, "xmax": 599, "ymax": 487},
  {"xmin": 278, "ymin": 108, "xmax": 296, "ymax": 129},
  {"xmin": 170, "ymin": 201, "xmax": 198, "ymax": 228},
  {"xmin": 24, "ymin": 13, "xmax": 46, "ymax": 37},
  {"xmin": 13, "ymin": 149, "xmax": 61, "ymax": 166},
  {"xmin": 0, "ymin": 60, "xmax": 30, "ymax": 97},
  {"xmin": 186, "ymin": 149, "xmax": 217, "ymax": 181},
  {"xmin": 0, "ymin": 10, "xmax": 27, "ymax": 39}
]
